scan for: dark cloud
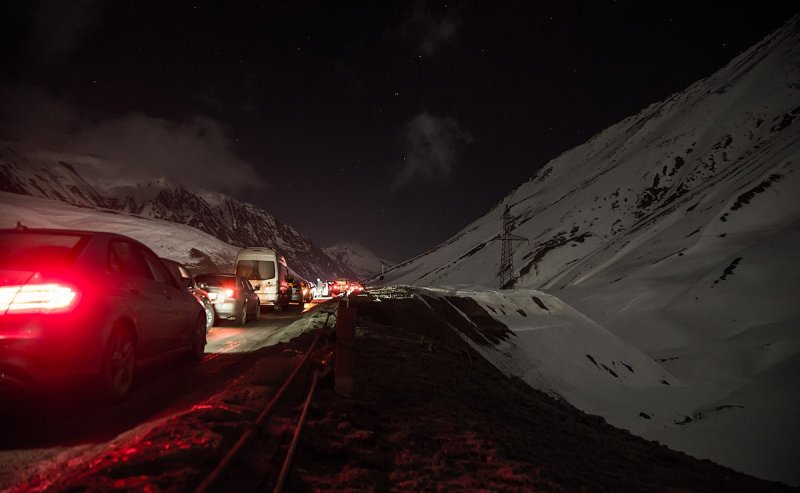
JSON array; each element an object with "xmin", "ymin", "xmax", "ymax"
[
  {"xmin": 393, "ymin": 111, "xmax": 472, "ymax": 189},
  {"xmin": 0, "ymin": 86, "xmax": 266, "ymax": 194},
  {"xmin": 400, "ymin": 3, "xmax": 458, "ymax": 55}
]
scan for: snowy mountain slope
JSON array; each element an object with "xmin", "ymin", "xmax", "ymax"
[
  {"xmin": 0, "ymin": 144, "xmax": 355, "ymax": 281},
  {"xmin": 323, "ymin": 242, "xmax": 395, "ymax": 279},
  {"xmin": 379, "ymin": 16, "xmax": 800, "ymax": 291},
  {"xmin": 400, "ymin": 287, "xmax": 683, "ymax": 420},
  {"xmin": 376, "ymin": 16, "xmax": 800, "ymax": 485},
  {"xmin": 0, "ymin": 191, "xmax": 239, "ymax": 273}
]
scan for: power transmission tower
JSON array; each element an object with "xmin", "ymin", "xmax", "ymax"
[{"xmin": 498, "ymin": 205, "xmax": 528, "ymax": 289}]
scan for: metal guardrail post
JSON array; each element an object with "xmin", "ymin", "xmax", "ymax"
[{"xmin": 334, "ymin": 297, "xmax": 356, "ymax": 397}]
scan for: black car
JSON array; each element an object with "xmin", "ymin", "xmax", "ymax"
[
  {"xmin": 161, "ymin": 258, "xmax": 215, "ymax": 331},
  {"xmin": 0, "ymin": 228, "xmax": 206, "ymax": 401},
  {"xmin": 194, "ymin": 274, "xmax": 259, "ymax": 326}
]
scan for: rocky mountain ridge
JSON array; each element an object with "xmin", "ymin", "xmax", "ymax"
[
  {"xmin": 323, "ymin": 242, "xmax": 395, "ymax": 279},
  {"xmin": 0, "ymin": 145, "xmax": 355, "ymax": 280}
]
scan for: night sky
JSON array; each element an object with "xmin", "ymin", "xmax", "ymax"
[{"xmin": 1, "ymin": 1, "xmax": 797, "ymax": 260}]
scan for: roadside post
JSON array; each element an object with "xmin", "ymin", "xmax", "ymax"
[{"xmin": 334, "ymin": 296, "xmax": 356, "ymax": 397}]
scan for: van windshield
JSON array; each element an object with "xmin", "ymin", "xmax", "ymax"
[{"xmin": 236, "ymin": 259, "xmax": 276, "ymax": 280}]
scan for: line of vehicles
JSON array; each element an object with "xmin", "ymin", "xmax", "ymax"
[{"xmin": 0, "ymin": 227, "xmax": 365, "ymax": 402}]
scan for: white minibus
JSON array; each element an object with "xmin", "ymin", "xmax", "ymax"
[{"xmin": 235, "ymin": 247, "xmax": 290, "ymax": 311}]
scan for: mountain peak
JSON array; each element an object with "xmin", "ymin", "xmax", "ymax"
[{"xmin": 0, "ymin": 146, "xmax": 356, "ymax": 280}]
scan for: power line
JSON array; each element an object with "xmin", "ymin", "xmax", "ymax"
[{"xmin": 498, "ymin": 205, "xmax": 529, "ymax": 289}]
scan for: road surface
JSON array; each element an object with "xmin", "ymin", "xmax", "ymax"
[{"xmin": 0, "ymin": 298, "xmax": 333, "ymax": 490}]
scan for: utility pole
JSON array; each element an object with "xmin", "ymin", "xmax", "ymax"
[{"xmin": 498, "ymin": 205, "xmax": 528, "ymax": 289}]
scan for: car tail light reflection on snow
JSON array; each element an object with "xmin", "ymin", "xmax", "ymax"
[{"xmin": 0, "ymin": 283, "xmax": 79, "ymax": 314}]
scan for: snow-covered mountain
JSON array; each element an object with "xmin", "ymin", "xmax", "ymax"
[
  {"xmin": 0, "ymin": 191, "xmax": 240, "ymax": 274},
  {"xmin": 377, "ymin": 16, "xmax": 800, "ymax": 486},
  {"xmin": 0, "ymin": 145, "xmax": 355, "ymax": 280},
  {"xmin": 323, "ymin": 242, "xmax": 395, "ymax": 279}
]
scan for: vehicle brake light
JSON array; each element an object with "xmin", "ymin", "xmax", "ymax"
[
  {"xmin": 208, "ymin": 288, "xmax": 237, "ymax": 303},
  {"xmin": 0, "ymin": 283, "xmax": 79, "ymax": 314}
]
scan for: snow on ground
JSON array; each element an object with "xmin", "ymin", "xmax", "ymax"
[
  {"xmin": 368, "ymin": 17, "xmax": 800, "ymax": 487},
  {"xmin": 0, "ymin": 191, "xmax": 238, "ymax": 273},
  {"xmin": 379, "ymin": 284, "xmax": 800, "ymax": 486},
  {"xmin": 205, "ymin": 303, "xmax": 337, "ymax": 354}
]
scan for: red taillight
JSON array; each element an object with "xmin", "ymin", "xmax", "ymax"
[
  {"xmin": 209, "ymin": 288, "xmax": 237, "ymax": 303},
  {"xmin": 0, "ymin": 283, "xmax": 80, "ymax": 314}
]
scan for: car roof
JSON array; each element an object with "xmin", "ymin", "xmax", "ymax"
[{"xmin": 1, "ymin": 227, "xmax": 144, "ymax": 243}]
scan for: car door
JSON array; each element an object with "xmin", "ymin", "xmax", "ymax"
[
  {"xmin": 139, "ymin": 248, "xmax": 193, "ymax": 350},
  {"xmin": 244, "ymin": 277, "xmax": 259, "ymax": 315},
  {"xmin": 108, "ymin": 240, "xmax": 171, "ymax": 357},
  {"xmin": 238, "ymin": 277, "xmax": 254, "ymax": 317}
]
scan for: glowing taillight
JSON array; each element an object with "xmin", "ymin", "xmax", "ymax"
[
  {"xmin": 209, "ymin": 288, "xmax": 237, "ymax": 303},
  {"xmin": 0, "ymin": 283, "xmax": 79, "ymax": 314}
]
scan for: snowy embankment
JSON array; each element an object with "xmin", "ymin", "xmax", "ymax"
[
  {"xmin": 392, "ymin": 284, "xmax": 800, "ymax": 487},
  {"xmin": 371, "ymin": 16, "xmax": 800, "ymax": 486},
  {"xmin": 0, "ymin": 191, "xmax": 238, "ymax": 273},
  {"xmin": 406, "ymin": 287, "xmax": 683, "ymax": 428}
]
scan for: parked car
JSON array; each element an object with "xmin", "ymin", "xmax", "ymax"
[
  {"xmin": 194, "ymin": 274, "xmax": 259, "ymax": 325},
  {"xmin": 235, "ymin": 247, "xmax": 290, "ymax": 311},
  {"xmin": 0, "ymin": 227, "xmax": 206, "ymax": 401},
  {"xmin": 287, "ymin": 276, "xmax": 313, "ymax": 305},
  {"xmin": 161, "ymin": 258, "xmax": 215, "ymax": 331},
  {"xmin": 349, "ymin": 280, "xmax": 365, "ymax": 294},
  {"xmin": 329, "ymin": 278, "xmax": 349, "ymax": 296},
  {"xmin": 300, "ymin": 280, "xmax": 313, "ymax": 302}
]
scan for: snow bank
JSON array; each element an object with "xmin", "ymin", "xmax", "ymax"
[{"xmin": 0, "ymin": 191, "xmax": 238, "ymax": 272}]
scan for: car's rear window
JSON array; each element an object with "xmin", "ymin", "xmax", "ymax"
[
  {"xmin": 236, "ymin": 260, "xmax": 276, "ymax": 280},
  {"xmin": 0, "ymin": 232, "xmax": 87, "ymax": 269},
  {"xmin": 195, "ymin": 274, "xmax": 235, "ymax": 287}
]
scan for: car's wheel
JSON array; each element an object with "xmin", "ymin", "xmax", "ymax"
[
  {"xmin": 236, "ymin": 303, "xmax": 247, "ymax": 325},
  {"xmin": 100, "ymin": 326, "xmax": 136, "ymax": 402},
  {"xmin": 190, "ymin": 314, "xmax": 206, "ymax": 360},
  {"xmin": 204, "ymin": 300, "xmax": 215, "ymax": 331},
  {"xmin": 249, "ymin": 303, "xmax": 258, "ymax": 322}
]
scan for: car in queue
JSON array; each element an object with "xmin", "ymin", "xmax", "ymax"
[
  {"xmin": 0, "ymin": 227, "xmax": 206, "ymax": 402},
  {"xmin": 161, "ymin": 258, "xmax": 215, "ymax": 331},
  {"xmin": 329, "ymin": 278, "xmax": 349, "ymax": 296},
  {"xmin": 286, "ymin": 276, "xmax": 313, "ymax": 305},
  {"xmin": 194, "ymin": 273, "xmax": 259, "ymax": 326},
  {"xmin": 235, "ymin": 247, "xmax": 290, "ymax": 311},
  {"xmin": 349, "ymin": 280, "xmax": 366, "ymax": 295}
]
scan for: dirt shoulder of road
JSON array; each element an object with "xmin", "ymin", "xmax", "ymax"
[{"xmin": 290, "ymin": 294, "xmax": 793, "ymax": 492}]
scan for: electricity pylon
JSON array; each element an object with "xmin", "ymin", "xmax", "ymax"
[{"xmin": 498, "ymin": 205, "xmax": 528, "ymax": 289}]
